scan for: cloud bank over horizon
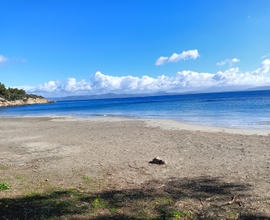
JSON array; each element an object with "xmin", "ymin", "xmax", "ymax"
[
  {"xmin": 155, "ymin": 49, "xmax": 200, "ymax": 65},
  {"xmin": 18, "ymin": 59, "xmax": 270, "ymax": 97}
]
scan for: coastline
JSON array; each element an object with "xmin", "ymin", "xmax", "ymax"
[
  {"xmin": 0, "ymin": 97, "xmax": 54, "ymax": 108},
  {"xmin": 14, "ymin": 115, "xmax": 270, "ymax": 136}
]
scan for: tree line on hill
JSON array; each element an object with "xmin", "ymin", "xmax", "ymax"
[{"xmin": 0, "ymin": 82, "xmax": 44, "ymax": 101}]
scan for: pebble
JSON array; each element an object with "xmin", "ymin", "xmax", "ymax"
[{"xmin": 149, "ymin": 157, "xmax": 167, "ymax": 165}]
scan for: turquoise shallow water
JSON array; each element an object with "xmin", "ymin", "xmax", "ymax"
[{"xmin": 1, "ymin": 90, "xmax": 270, "ymax": 129}]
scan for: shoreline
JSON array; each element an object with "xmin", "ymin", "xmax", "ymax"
[{"xmin": 7, "ymin": 114, "xmax": 270, "ymax": 136}]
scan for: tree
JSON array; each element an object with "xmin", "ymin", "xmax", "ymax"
[
  {"xmin": 0, "ymin": 82, "xmax": 43, "ymax": 101},
  {"xmin": 0, "ymin": 83, "xmax": 6, "ymax": 94}
]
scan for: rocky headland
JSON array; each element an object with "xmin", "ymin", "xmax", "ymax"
[
  {"xmin": 0, "ymin": 97, "xmax": 55, "ymax": 107},
  {"xmin": 0, "ymin": 82, "xmax": 56, "ymax": 107}
]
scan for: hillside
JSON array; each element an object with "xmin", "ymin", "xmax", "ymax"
[{"xmin": 0, "ymin": 82, "xmax": 54, "ymax": 107}]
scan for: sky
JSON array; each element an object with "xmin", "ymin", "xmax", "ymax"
[{"xmin": 1, "ymin": 0, "xmax": 270, "ymax": 97}]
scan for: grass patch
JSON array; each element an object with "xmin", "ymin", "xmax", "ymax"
[
  {"xmin": 83, "ymin": 176, "xmax": 90, "ymax": 180},
  {"xmin": 0, "ymin": 165, "xmax": 9, "ymax": 170},
  {"xmin": 170, "ymin": 210, "xmax": 192, "ymax": 219},
  {"xmin": 0, "ymin": 174, "xmax": 263, "ymax": 219},
  {"xmin": 0, "ymin": 183, "xmax": 10, "ymax": 191}
]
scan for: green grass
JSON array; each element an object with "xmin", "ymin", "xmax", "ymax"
[
  {"xmin": 0, "ymin": 183, "xmax": 10, "ymax": 191},
  {"xmin": 0, "ymin": 174, "xmax": 258, "ymax": 219},
  {"xmin": 83, "ymin": 176, "xmax": 90, "ymax": 180},
  {"xmin": 0, "ymin": 165, "xmax": 9, "ymax": 170},
  {"xmin": 92, "ymin": 196, "xmax": 109, "ymax": 209},
  {"xmin": 170, "ymin": 210, "xmax": 192, "ymax": 219}
]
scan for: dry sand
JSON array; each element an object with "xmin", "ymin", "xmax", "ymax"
[{"xmin": 1, "ymin": 115, "xmax": 270, "ymax": 218}]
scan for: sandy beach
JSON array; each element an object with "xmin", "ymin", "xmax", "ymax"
[{"xmin": 1, "ymin": 116, "xmax": 270, "ymax": 219}]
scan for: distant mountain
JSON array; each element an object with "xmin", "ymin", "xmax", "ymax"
[
  {"xmin": 48, "ymin": 91, "xmax": 171, "ymax": 101},
  {"xmin": 47, "ymin": 86, "xmax": 270, "ymax": 101},
  {"xmin": 244, "ymin": 86, "xmax": 270, "ymax": 91}
]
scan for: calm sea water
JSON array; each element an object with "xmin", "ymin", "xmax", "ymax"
[{"xmin": 1, "ymin": 90, "xmax": 270, "ymax": 129}]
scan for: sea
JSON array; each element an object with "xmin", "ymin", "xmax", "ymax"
[{"xmin": 1, "ymin": 90, "xmax": 270, "ymax": 129}]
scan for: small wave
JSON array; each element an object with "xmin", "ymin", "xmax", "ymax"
[
  {"xmin": 256, "ymin": 122, "xmax": 270, "ymax": 125},
  {"xmin": 202, "ymin": 99, "xmax": 224, "ymax": 102}
]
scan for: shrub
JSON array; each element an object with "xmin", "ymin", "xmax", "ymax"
[
  {"xmin": 0, "ymin": 82, "xmax": 44, "ymax": 101},
  {"xmin": 0, "ymin": 183, "xmax": 10, "ymax": 191}
]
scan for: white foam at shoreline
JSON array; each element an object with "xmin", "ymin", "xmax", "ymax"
[
  {"xmin": 6, "ymin": 115, "xmax": 270, "ymax": 136},
  {"xmin": 143, "ymin": 119, "xmax": 270, "ymax": 136},
  {"xmin": 46, "ymin": 115, "xmax": 270, "ymax": 136}
]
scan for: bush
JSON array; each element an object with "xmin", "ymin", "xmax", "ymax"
[{"xmin": 0, "ymin": 82, "xmax": 44, "ymax": 101}]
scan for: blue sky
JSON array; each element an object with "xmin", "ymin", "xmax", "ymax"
[{"xmin": 1, "ymin": 0, "xmax": 270, "ymax": 97}]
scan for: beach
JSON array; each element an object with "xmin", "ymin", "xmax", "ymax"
[{"xmin": 1, "ymin": 116, "xmax": 270, "ymax": 219}]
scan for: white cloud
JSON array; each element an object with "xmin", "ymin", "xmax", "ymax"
[
  {"xmin": 0, "ymin": 55, "xmax": 8, "ymax": 66},
  {"xmin": 155, "ymin": 56, "xmax": 168, "ymax": 66},
  {"xmin": 261, "ymin": 53, "xmax": 270, "ymax": 59},
  {"xmin": 232, "ymin": 58, "xmax": 240, "ymax": 62},
  {"xmin": 20, "ymin": 59, "xmax": 270, "ymax": 97},
  {"xmin": 155, "ymin": 49, "xmax": 200, "ymax": 66},
  {"xmin": 0, "ymin": 55, "xmax": 26, "ymax": 66},
  {"xmin": 217, "ymin": 58, "xmax": 240, "ymax": 66}
]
